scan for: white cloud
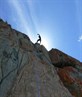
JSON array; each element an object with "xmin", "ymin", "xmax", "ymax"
[
  {"xmin": 8, "ymin": 0, "xmax": 31, "ymax": 35},
  {"xmin": 8, "ymin": 0, "xmax": 38, "ymax": 41},
  {"xmin": 78, "ymin": 35, "xmax": 82, "ymax": 42}
]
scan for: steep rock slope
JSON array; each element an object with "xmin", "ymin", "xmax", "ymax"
[
  {"xmin": 49, "ymin": 49, "xmax": 82, "ymax": 97},
  {"xmin": 0, "ymin": 19, "xmax": 73, "ymax": 97}
]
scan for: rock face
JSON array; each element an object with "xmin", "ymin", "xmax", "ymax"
[
  {"xmin": 49, "ymin": 49, "xmax": 82, "ymax": 97},
  {"xmin": 49, "ymin": 48, "xmax": 80, "ymax": 68},
  {"xmin": 0, "ymin": 19, "xmax": 73, "ymax": 97}
]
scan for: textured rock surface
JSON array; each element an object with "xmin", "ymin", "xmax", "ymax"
[
  {"xmin": 49, "ymin": 49, "xmax": 82, "ymax": 97},
  {"xmin": 49, "ymin": 48, "xmax": 80, "ymax": 68},
  {"xmin": 0, "ymin": 19, "xmax": 73, "ymax": 97}
]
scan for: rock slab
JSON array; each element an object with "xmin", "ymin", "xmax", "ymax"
[{"xmin": 0, "ymin": 19, "xmax": 73, "ymax": 97}]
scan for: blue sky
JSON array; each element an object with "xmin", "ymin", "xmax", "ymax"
[{"xmin": 0, "ymin": 0, "xmax": 82, "ymax": 61}]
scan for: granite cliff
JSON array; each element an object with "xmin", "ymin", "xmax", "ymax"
[
  {"xmin": 49, "ymin": 49, "xmax": 82, "ymax": 97},
  {"xmin": 0, "ymin": 19, "xmax": 82, "ymax": 97}
]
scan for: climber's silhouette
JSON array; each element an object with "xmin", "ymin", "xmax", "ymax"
[{"xmin": 36, "ymin": 34, "xmax": 41, "ymax": 44}]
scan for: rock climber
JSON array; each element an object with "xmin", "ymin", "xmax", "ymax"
[{"xmin": 37, "ymin": 34, "xmax": 41, "ymax": 44}]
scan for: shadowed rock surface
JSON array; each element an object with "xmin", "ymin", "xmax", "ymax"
[
  {"xmin": 0, "ymin": 18, "xmax": 80, "ymax": 97},
  {"xmin": 49, "ymin": 49, "xmax": 82, "ymax": 97}
]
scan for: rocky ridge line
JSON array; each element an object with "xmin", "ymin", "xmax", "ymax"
[{"xmin": 0, "ymin": 18, "xmax": 80, "ymax": 97}]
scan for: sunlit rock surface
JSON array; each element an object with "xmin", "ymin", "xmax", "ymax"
[
  {"xmin": 49, "ymin": 49, "xmax": 82, "ymax": 97},
  {"xmin": 0, "ymin": 19, "xmax": 73, "ymax": 97}
]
